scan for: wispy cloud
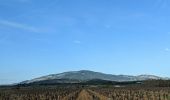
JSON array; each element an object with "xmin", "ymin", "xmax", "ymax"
[
  {"xmin": 73, "ymin": 40, "xmax": 81, "ymax": 44},
  {"xmin": 0, "ymin": 0, "xmax": 31, "ymax": 6},
  {"xmin": 0, "ymin": 19, "xmax": 40, "ymax": 33},
  {"xmin": 0, "ymin": 36, "xmax": 8, "ymax": 44},
  {"xmin": 104, "ymin": 24, "xmax": 111, "ymax": 29},
  {"xmin": 165, "ymin": 48, "xmax": 170, "ymax": 52},
  {"xmin": 13, "ymin": 0, "xmax": 31, "ymax": 3},
  {"xmin": 18, "ymin": 0, "xmax": 30, "ymax": 2},
  {"xmin": 154, "ymin": 0, "xmax": 168, "ymax": 9}
]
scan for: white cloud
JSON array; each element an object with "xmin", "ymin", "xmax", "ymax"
[
  {"xmin": 154, "ymin": 0, "xmax": 168, "ymax": 9},
  {"xmin": 18, "ymin": 0, "xmax": 30, "ymax": 2},
  {"xmin": 0, "ymin": 19, "xmax": 39, "ymax": 33},
  {"xmin": 165, "ymin": 48, "xmax": 170, "ymax": 52},
  {"xmin": 73, "ymin": 40, "xmax": 81, "ymax": 44},
  {"xmin": 13, "ymin": 0, "xmax": 31, "ymax": 3},
  {"xmin": 104, "ymin": 24, "xmax": 111, "ymax": 29},
  {"xmin": 0, "ymin": 0, "xmax": 31, "ymax": 6}
]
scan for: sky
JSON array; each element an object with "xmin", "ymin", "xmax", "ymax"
[{"xmin": 0, "ymin": 0, "xmax": 170, "ymax": 84}]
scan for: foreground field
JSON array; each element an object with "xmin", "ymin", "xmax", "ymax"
[{"xmin": 1, "ymin": 84, "xmax": 170, "ymax": 100}]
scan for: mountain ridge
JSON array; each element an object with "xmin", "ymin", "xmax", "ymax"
[{"xmin": 21, "ymin": 70, "xmax": 168, "ymax": 84}]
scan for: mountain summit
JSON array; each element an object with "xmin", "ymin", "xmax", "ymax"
[{"xmin": 22, "ymin": 70, "xmax": 165, "ymax": 84}]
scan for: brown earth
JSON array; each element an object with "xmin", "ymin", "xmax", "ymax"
[
  {"xmin": 76, "ymin": 89, "xmax": 93, "ymax": 100},
  {"xmin": 87, "ymin": 89, "xmax": 112, "ymax": 100},
  {"xmin": 76, "ymin": 89, "xmax": 112, "ymax": 100}
]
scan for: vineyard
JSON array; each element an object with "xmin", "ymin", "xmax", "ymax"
[
  {"xmin": 1, "ymin": 84, "xmax": 170, "ymax": 100},
  {"xmin": 0, "ymin": 86, "xmax": 81, "ymax": 100},
  {"xmin": 90, "ymin": 87, "xmax": 170, "ymax": 100}
]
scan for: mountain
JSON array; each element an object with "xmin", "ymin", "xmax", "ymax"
[
  {"xmin": 21, "ymin": 70, "xmax": 166, "ymax": 84},
  {"xmin": 136, "ymin": 75, "xmax": 162, "ymax": 80}
]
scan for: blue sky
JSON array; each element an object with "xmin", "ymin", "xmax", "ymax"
[{"xmin": 0, "ymin": 0, "xmax": 170, "ymax": 84}]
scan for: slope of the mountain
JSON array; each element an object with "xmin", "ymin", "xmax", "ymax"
[
  {"xmin": 21, "ymin": 70, "xmax": 166, "ymax": 84},
  {"xmin": 136, "ymin": 75, "xmax": 162, "ymax": 80}
]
